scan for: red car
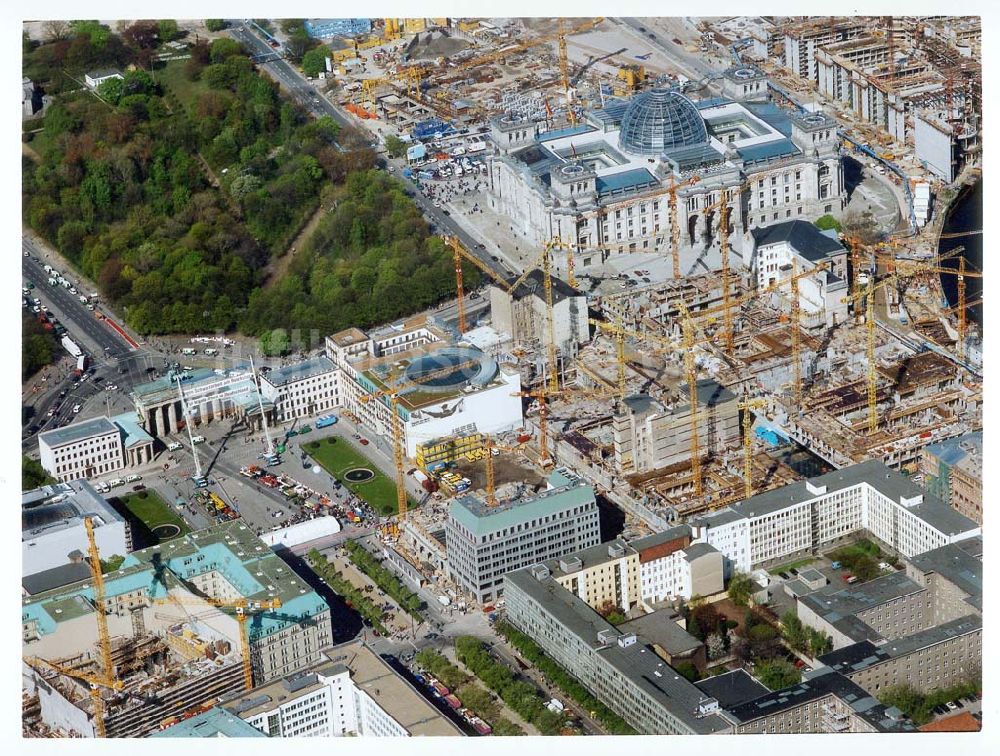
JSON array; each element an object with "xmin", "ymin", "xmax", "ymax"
[{"xmin": 359, "ymin": 438, "xmax": 369, "ymax": 446}]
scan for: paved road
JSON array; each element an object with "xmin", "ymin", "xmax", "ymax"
[
  {"xmin": 22, "ymin": 237, "xmax": 133, "ymax": 359},
  {"xmin": 228, "ymin": 22, "xmax": 352, "ymax": 135}
]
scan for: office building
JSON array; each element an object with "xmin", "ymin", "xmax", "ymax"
[
  {"xmin": 445, "ymin": 471, "xmax": 600, "ymax": 603},
  {"xmin": 691, "ymin": 460, "xmax": 980, "ymax": 571},
  {"xmin": 152, "ymin": 707, "xmax": 267, "ymax": 738},
  {"xmin": 632, "ymin": 528, "xmax": 725, "ymax": 604},
  {"xmin": 504, "ymin": 565, "xmax": 731, "ymax": 734}
]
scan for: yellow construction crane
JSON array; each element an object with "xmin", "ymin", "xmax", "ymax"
[
  {"xmin": 789, "ymin": 260, "xmax": 803, "ymax": 410},
  {"xmin": 510, "ymin": 383, "xmax": 613, "ymax": 469},
  {"xmin": 667, "ymin": 175, "xmax": 701, "ymax": 278},
  {"xmin": 677, "ymin": 300, "xmax": 703, "ymax": 498},
  {"xmin": 587, "ymin": 316, "xmax": 629, "ymax": 401},
  {"xmin": 403, "ymin": 18, "xmax": 603, "ymax": 117},
  {"xmin": 700, "ymin": 177, "xmax": 754, "ymax": 352},
  {"xmin": 739, "ymin": 397, "xmax": 767, "ymax": 500},
  {"xmin": 510, "ymin": 386, "xmax": 554, "ymax": 467},
  {"xmin": 24, "ymin": 656, "xmax": 124, "ymax": 738},
  {"xmin": 83, "ymin": 517, "xmax": 115, "ymax": 683},
  {"xmin": 905, "ymin": 257, "xmax": 980, "ymax": 361},
  {"xmin": 154, "ymin": 595, "xmax": 282, "ymax": 691},
  {"xmin": 557, "ymin": 19, "xmax": 575, "ymax": 125},
  {"xmin": 541, "ymin": 240, "xmax": 560, "ymax": 394},
  {"xmin": 480, "ymin": 436, "xmax": 528, "ymax": 507},
  {"xmin": 358, "ymin": 356, "xmax": 482, "ymax": 519},
  {"xmin": 360, "ymin": 77, "xmax": 391, "ymax": 110},
  {"xmin": 868, "ymin": 249, "xmax": 981, "ymax": 361},
  {"xmin": 582, "ymin": 174, "xmax": 701, "ymax": 280},
  {"xmin": 444, "ymin": 235, "xmax": 559, "ymax": 334},
  {"xmin": 865, "ymin": 284, "xmax": 878, "ymax": 435}
]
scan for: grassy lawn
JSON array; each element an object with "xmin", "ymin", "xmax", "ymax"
[
  {"xmin": 769, "ymin": 556, "xmax": 817, "ymax": 574},
  {"xmin": 155, "ymin": 58, "xmax": 212, "ymax": 114},
  {"xmin": 119, "ymin": 490, "xmax": 190, "ymax": 545},
  {"xmin": 304, "ymin": 438, "xmax": 408, "ymax": 516}
]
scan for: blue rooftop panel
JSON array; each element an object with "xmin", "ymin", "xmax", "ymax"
[
  {"xmin": 746, "ymin": 102, "xmax": 795, "ymax": 136},
  {"xmin": 537, "ymin": 124, "xmax": 595, "ymax": 143},
  {"xmin": 738, "ymin": 138, "xmax": 799, "ymax": 163},
  {"xmin": 596, "ymin": 168, "xmax": 658, "ymax": 196}
]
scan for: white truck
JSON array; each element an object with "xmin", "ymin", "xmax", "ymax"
[{"xmin": 61, "ymin": 335, "xmax": 83, "ymax": 360}]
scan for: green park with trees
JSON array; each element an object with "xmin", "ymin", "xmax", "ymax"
[{"xmin": 22, "ymin": 21, "xmax": 465, "ymax": 341}]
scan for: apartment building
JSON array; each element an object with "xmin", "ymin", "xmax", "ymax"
[
  {"xmin": 504, "ymin": 566, "xmax": 732, "ymax": 735},
  {"xmin": 920, "ymin": 432, "xmax": 983, "ymax": 525},
  {"xmin": 37, "ymin": 414, "xmax": 154, "ymax": 482},
  {"xmin": 722, "ymin": 666, "xmax": 916, "ymax": 733},
  {"xmin": 544, "ymin": 538, "xmax": 640, "ymax": 613},
  {"xmin": 259, "ymin": 356, "xmax": 340, "ymax": 422},
  {"xmin": 632, "ymin": 527, "xmax": 724, "ymax": 604},
  {"xmin": 445, "ymin": 472, "xmax": 600, "ymax": 603},
  {"xmin": 818, "ymin": 615, "xmax": 982, "ymax": 696},
  {"xmin": 223, "ymin": 640, "xmax": 462, "ymax": 737}
]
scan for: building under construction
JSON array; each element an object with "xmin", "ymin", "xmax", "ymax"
[{"xmin": 22, "ymin": 521, "xmax": 332, "ymax": 738}]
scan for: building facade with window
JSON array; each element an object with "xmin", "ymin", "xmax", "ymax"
[
  {"xmin": 445, "ymin": 471, "xmax": 600, "ymax": 603},
  {"xmin": 223, "ymin": 640, "xmax": 462, "ymax": 737},
  {"xmin": 487, "ymin": 77, "xmax": 845, "ymax": 282},
  {"xmin": 38, "ymin": 414, "xmax": 154, "ymax": 482},
  {"xmin": 692, "ymin": 460, "xmax": 980, "ymax": 572},
  {"xmin": 259, "ymin": 356, "xmax": 340, "ymax": 422}
]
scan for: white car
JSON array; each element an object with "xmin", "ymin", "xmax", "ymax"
[
  {"xmin": 167, "ymin": 441, "xmax": 183, "ymax": 451},
  {"xmin": 72, "ymin": 404, "xmax": 82, "ymax": 414},
  {"xmin": 191, "ymin": 436, "xmax": 206, "ymax": 445},
  {"xmin": 124, "ymin": 474, "xmax": 141, "ymax": 483}
]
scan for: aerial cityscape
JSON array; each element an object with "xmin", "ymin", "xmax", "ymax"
[{"xmin": 20, "ymin": 15, "xmax": 984, "ymax": 738}]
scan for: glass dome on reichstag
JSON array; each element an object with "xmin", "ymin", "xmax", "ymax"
[{"xmin": 618, "ymin": 88, "xmax": 709, "ymax": 156}]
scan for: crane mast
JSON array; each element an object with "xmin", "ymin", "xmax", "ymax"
[
  {"xmin": 866, "ymin": 285, "xmax": 878, "ymax": 436},
  {"xmin": 789, "ymin": 261, "xmax": 803, "ymax": 411},
  {"xmin": 249, "ymin": 355, "xmax": 275, "ymax": 460},
  {"xmin": 84, "ymin": 517, "xmax": 115, "ymax": 684},
  {"xmin": 678, "ymin": 302, "xmax": 702, "ymax": 498},
  {"xmin": 174, "ymin": 373, "xmax": 203, "ymax": 482}
]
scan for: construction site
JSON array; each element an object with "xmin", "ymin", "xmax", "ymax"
[
  {"xmin": 22, "ymin": 520, "xmax": 332, "ymax": 738},
  {"xmin": 20, "ymin": 16, "xmax": 984, "ymax": 737}
]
